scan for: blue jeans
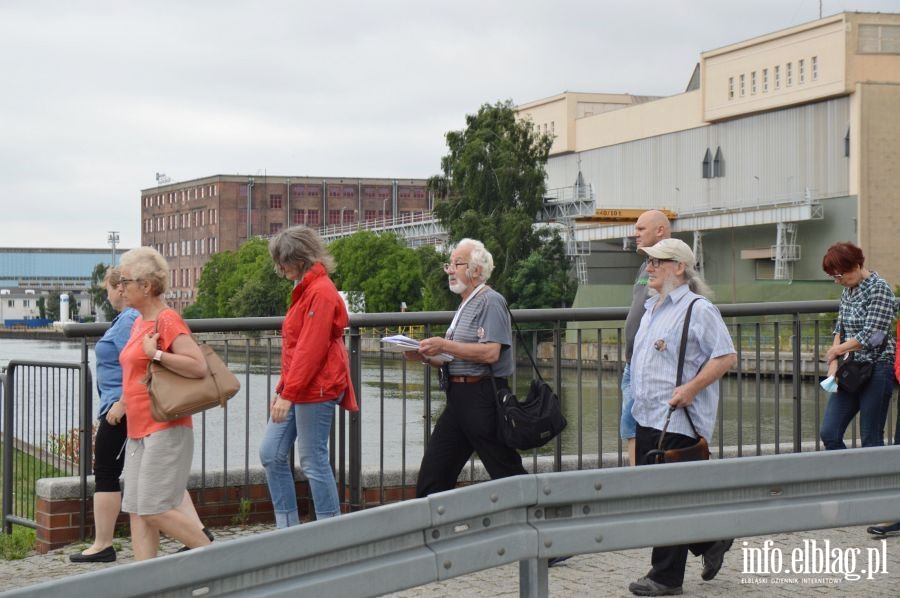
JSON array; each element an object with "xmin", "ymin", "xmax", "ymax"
[
  {"xmin": 259, "ymin": 398, "xmax": 341, "ymax": 527},
  {"xmin": 821, "ymin": 361, "xmax": 894, "ymax": 450},
  {"xmin": 620, "ymin": 363, "xmax": 637, "ymax": 440}
]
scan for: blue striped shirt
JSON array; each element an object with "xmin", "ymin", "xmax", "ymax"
[{"xmin": 631, "ymin": 284, "xmax": 735, "ymax": 439}]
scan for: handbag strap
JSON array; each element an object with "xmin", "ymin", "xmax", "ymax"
[
  {"xmin": 657, "ymin": 297, "xmax": 703, "ymax": 450},
  {"xmin": 502, "ymin": 303, "xmax": 545, "ymax": 383}
]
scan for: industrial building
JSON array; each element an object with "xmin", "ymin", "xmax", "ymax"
[
  {"xmin": 516, "ymin": 11, "xmax": 900, "ymax": 307},
  {"xmin": 140, "ymin": 175, "xmax": 431, "ymax": 311}
]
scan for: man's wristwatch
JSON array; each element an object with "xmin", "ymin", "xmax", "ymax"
[{"xmin": 153, "ymin": 349, "xmax": 163, "ymax": 363}]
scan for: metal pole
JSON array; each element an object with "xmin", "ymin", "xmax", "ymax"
[{"xmin": 1, "ymin": 368, "xmax": 12, "ymax": 534}]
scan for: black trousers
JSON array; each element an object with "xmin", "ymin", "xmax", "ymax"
[
  {"xmin": 415, "ymin": 378, "xmax": 526, "ymax": 498},
  {"xmin": 93, "ymin": 415, "xmax": 128, "ymax": 493},
  {"xmin": 635, "ymin": 423, "xmax": 720, "ymax": 588}
]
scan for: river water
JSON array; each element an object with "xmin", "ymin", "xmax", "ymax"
[{"xmin": 0, "ymin": 338, "xmax": 840, "ymax": 472}]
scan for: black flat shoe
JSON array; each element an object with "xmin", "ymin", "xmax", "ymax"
[
  {"xmin": 69, "ymin": 546, "xmax": 116, "ymax": 563},
  {"xmin": 177, "ymin": 527, "xmax": 215, "ymax": 552},
  {"xmin": 867, "ymin": 522, "xmax": 900, "ymax": 536}
]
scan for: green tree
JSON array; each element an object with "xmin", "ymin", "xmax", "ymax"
[
  {"xmin": 88, "ymin": 263, "xmax": 115, "ymax": 321},
  {"xmin": 330, "ymin": 231, "xmax": 424, "ymax": 313},
  {"xmin": 428, "ymin": 100, "xmax": 573, "ymax": 306},
  {"xmin": 506, "ymin": 229, "xmax": 578, "ymax": 309},
  {"xmin": 416, "ymin": 245, "xmax": 456, "ymax": 312},
  {"xmin": 46, "ymin": 291, "xmax": 60, "ymax": 321},
  {"xmin": 185, "ymin": 238, "xmax": 292, "ymax": 318}
]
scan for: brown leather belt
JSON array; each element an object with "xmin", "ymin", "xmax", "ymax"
[{"xmin": 448, "ymin": 375, "xmax": 487, "ymax": 384}]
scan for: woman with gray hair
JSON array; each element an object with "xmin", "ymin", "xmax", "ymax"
[
  {"xmin": 116, "ymin": 247, "xmax": 212, "ymax": 559},
  {"xmin": 407, "ymin": 238, "xmax": 526, "ymax": 497},
  {"xmin": 260, "ymin": 225, "xmax": 358, "ymax": 528}
]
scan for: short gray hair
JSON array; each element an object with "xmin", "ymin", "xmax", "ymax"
[
  {"xmin": 455, "ymin": 238, "xmax": 494, "ymax": 281},
  {"xmin": 269, "ymin": 225, "xmax": 335, "ymax": 274},
  {"xmin": 119, "ymin": 247, "xmax": 169, "ymax": 296}
]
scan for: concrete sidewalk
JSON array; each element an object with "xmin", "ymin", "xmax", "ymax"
[{"xmin": 1, "ymin": 524, "xmax": 898, "ymax": 596}]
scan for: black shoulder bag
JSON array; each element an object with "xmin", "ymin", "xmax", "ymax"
[
  {"xmin": 490, "ymin": 306, "xmax": 567, "ymax": 451},
  {"xmin": 643, "ymin": 298, "xmax": 712, "ymax": 464},
  {"xmin": 834, "ymin": 322, "xmax": 883, "ymax": 394}
]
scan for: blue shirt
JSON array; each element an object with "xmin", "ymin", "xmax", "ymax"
[
  {"xmin": 95, "ymin": 307, "xmax": 138, "ymax": 417},
  {"xmin": 631, "ymin": 284, "xmax": 735, "ymax": 440}
]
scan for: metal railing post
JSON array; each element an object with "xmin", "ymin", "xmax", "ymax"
[
  {"xmin": 347, "ymin": 323, "xmax": 362, "ymax": 510},
  {"xmin": 793, "ymin": 312, "xmax": 803, "ymax": 454},
  {"xmin": 2, "ymin": 369, "xmax": 11, "ymax": 534},
  {"xmin": 78, "ymin": 338, "xmax": 92, "ymax": 541}
]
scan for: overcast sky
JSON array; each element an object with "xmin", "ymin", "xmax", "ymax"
[{"xmin": 1, "ymin": 0, "xmax": 897, "ymax": 250}]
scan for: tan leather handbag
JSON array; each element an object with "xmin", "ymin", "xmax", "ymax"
[{"xmin": 142, "ymin": 313, "xmax": 240, "ymax": 422}]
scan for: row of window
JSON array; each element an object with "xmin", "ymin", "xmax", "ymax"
[
  {"xmin": 145, "ymin": 185, "xmax": 218, "ymax": 208},
  {"xmin": 145, "ymin": 209, "xmax": 219, "ymax": 233},
  {"xmin": 155, "ymin": 237, "xmax": 218, "ymax": 259},
  {"xmin": 532, "ymin": 121, "xmax": 556, "ymax": 136},
  {"xmin": 728, "ymin": 56, "xmax": 818, "ymax": 100}
]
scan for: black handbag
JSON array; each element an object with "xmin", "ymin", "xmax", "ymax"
[
  {"xmin": 835, "ymin": 358, "xmax": 873, "ymax": 394},
  {"xmin": 642, "ymin": 298, "xmax": 711, "ymax": 465},
  {"xmin": 834, "ymin": 323, "xmax": 880, "ymax": 394},
  {"xmin": 490, "ymin": 306, "xmax": 567, "ymax": 450}
]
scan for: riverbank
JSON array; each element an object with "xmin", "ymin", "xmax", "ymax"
[{"xmin": 0, "ymin": 329, "xmax": 68, "ymax": 341}]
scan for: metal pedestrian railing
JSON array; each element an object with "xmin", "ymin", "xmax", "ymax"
[
  {"xmin": 7, "ymin": 447, "xmax": 900, "ymax": 597},
  {"xmin": 2, "ymin": 300, "xmax": 896, "ymax": 535}
]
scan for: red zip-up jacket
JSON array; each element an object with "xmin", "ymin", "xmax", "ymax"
[{"xmin": 276, "ymin": 262, "xmax": 358, "ymax": 411}]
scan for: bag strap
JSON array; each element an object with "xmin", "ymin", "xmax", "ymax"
[
  {"xmin": 657, "ymin": 297, "xmax": 703, "ymax": 450},
  {"xmin": 502, "ymin": 303, "xmax": 545, "ymax": 383}
]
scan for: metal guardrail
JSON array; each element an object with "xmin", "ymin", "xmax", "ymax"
[{"xmin": 9, "ymin": 447, "xmax": 900, "ymax": 597}]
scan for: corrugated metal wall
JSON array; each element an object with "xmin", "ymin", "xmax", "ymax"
[{"xmin": 546, "ymin": 96, "xmax": 850, "ymax": 213}]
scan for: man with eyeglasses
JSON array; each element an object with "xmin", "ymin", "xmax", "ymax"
[
  {"xmin": 407, "ymin": 238, "xmax": 526, "ymax": 498},
  {"xmin": 622, "ymin": 210, "xmax": 672, "ymax": 467},
  {"xmin": 628, "ymin": 238, "xmax": 737, "ymax": 597}
]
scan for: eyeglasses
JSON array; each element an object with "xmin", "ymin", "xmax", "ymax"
[
  {"xmin": 116, "ymin": 278, "xmax": 140, "ymax": 287},
  {"xmin": 828, "ymin": 273, "xmax": 844, "ymax": 280},
  {"xmin": 646, "ymin": 258, "xmax": 676, "ymax": 268},
  {"xmin": 442, "ymin": 262, "xmax": 468, "ymax": 272}
]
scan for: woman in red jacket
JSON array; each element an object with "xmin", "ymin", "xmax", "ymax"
[{"xmin": 259, "ymin": 226, "xmax": 358, "ymax": 527}]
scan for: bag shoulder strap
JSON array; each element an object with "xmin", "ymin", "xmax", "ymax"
[
  {"xmin": 657, "ymin": 297, "xmax": 704, "ymax": 446},
  {"xmin": 502, "ymin": 303, "xmax": 545, "ymax": 383}
]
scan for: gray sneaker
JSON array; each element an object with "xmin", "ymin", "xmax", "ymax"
[{"xmin": 628, "ymin": 576, "xmax": 683, "ymax": 596}]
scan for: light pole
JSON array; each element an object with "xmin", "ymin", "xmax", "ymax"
[{"xmin": 107, "ymin": 231, "xmax": 120, "ymax": 266}]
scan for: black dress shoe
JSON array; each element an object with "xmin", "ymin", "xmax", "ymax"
[
  {"xmin": 69, "ymin": 546, "xmax": 116, "ymax": 563},
  {"xmin": 867, "ymin": 522, "xmax": 900, "ymax": 536},
  {"xmin": 701, "ymin": 539, "xmax": 733, "ymax": 581},
  {"xmin": 177, "ymin": 527, "xmax": 215, "ymax": 552}
]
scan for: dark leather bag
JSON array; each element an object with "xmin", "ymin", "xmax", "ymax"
[
  {"xmin": 835, "ymin": 358, "xmax": 873, "ymax": 394},
  {"xmin": 833, "ymin": 323, "xmax": 880, "ymax": 394},
  {"xmin": 490, "ymin": 303, "xmax": 567, "ymax": 450},
  {"xmin": 494, "ymin": 378, "xmax": 567, "ymax": 450},
  {"xmin": 644, "ymin": 406, "xmax": 710, "ymax": 464},
  {"xmin": 642, "ymin": 298, "xmax": 711, "ymax": 465}
]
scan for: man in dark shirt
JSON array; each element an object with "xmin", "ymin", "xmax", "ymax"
[{"xmin": 621, "ymin": 210, "xmax": 670, "ymax": 465}]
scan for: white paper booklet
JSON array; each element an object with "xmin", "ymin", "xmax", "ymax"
[{"xmin": 380, "ymin": 335, "xmax": 454, "ymax": 363}]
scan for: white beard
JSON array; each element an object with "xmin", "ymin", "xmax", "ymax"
[{"xmin": 449, "ymin": 278, "xmax": 467, "ymax": 294}]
